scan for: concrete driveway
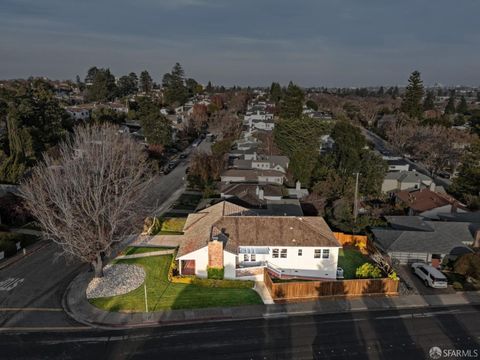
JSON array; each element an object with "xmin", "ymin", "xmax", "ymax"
[{"xmin": 400, "ymin": 265, "xmax": 455, "ymax": 296}]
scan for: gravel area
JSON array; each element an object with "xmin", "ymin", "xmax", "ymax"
[{"xmin": 86, "ymin": 264, "xmax": 146, "ymax": 299}]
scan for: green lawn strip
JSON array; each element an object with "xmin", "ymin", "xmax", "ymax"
[
  {"xmin": 122, "ymin": 246, "xmax": 176, "ymax": 256},
  {"xmin": 90, "ymin": 255, "xmax": 262, "ymax": 312},
  {"xmin": 338, "ymin": 248, "xmax": 373, "ymax": 279}
]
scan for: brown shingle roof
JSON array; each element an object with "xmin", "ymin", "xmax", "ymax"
[{"xmin": 396, "ymin": 189, "xmax": 463, "ymax": 212}]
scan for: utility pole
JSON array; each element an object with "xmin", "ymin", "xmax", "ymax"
[
  {"xmin": 144, "ymin": 283, "xmax": 148, "ymax": 313},
  {"xmin": 353, "ymin": 172, "xmax": 360, "ymax": 223}
]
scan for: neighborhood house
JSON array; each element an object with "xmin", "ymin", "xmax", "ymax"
[{"xmin": 174, "ymin": 202, "xmax": 341, "ymax": 280}]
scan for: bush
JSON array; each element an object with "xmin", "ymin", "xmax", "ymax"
[
  {"xmin": 452, "ymin": 281, "xmax": 464, "ymax": 291},
  {"xmin": 355, "ymin": 263, "xmax": 382, "ymax": 279},
  {"xmin": 388, "ymin": 271, "xmax": 399, "ymax": 281},
  {"xmin": 0, "ymin": 239, "xmax": 17, "ymax": 257},
  {"xmin": 453, "ymin": 253, "xmax": 480, "ymax": 280},
  {"xmin": 0, "ymin": 232, "xmax": 38, "ymax": 257},
  {"xmin": 191, "ymin": 278, "xmax": 254, "ymax": 289},
  {"xmin": 207, "ymin": 266, "xmax": 224, "ymax": 280}
]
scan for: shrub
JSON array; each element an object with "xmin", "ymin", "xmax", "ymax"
[
  {"xmin": 452, "ymin": 281, "xmax": 464, "ymax": 291},
  {"xmin": 355, "ymin": 263, "xmax": 382, "ymax": 279},
  {"xmin": 388, "ymin": 271, "xmax": 399, "ymax": 281},
  {"xmin": 453, "ymin": 253, "xmax": 480, "ymax": 280},
  {"xmin": 0, "ymin": 239, "xmax": 17, "ymax": 257},
  {"xmin": 207, "ymin": 266, "xmax": 224, "ymax": 280}
]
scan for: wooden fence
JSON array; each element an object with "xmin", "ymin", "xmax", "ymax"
[
  {"xmin": 263, "ymin": 270, "xmax": 398, "ymax": 301},
  {"xmin": 333, "ymin": 232, "xmax": 369, "ymax": 254}
]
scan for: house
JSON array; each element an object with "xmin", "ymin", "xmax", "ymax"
[
  {"xmin": 381, "ymin": 171, "xmax": 434, "ymax": 193},
  {"xmin": 232, "ymin": 154, "xmax": 289, "ymax": 174},
  {"xmin": 372, "ymin": 216, "xmax": 475, "ymax": 267},
  {"xmin": 219, "ymin": 183, "xmax": 303, "ymax": 216},
  {"xmin": 228, "ymin": 148, "xmax": 258, "ymax": 160},
  {"xmin": 319, "ymin": 135, "xmax": 335, "ymax": 153},
  {"xmin": 175, "ymin": 201, "xmax": 341, "ymax": 280},
  {"xmin": 65, "ymin": 107, "xmax": 90, "ymax": 121},
  {"xmin": 385, "ymin": 158, "xmax": 410, "ymax": 172},
  {"xmin": 395, "ymin": 188, "xmax": 467, "ymax": 220},
  {"xmin": 287, "ymin": 181, "xmax": 310, "ymax": 199},
  {"xmin": 220, "ymin": 169, "xmax": 285, "ymax": 185}
]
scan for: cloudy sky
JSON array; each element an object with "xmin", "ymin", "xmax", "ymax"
[{"xmin": 0, "ymin": 0, "xmax": 479, "ymax": 87}]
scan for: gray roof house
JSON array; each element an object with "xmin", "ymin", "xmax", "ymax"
[
  {"xmin": 381, "ymin": 171, "xmax": 434, "ymax": 193},
  {"xmin": 232, "ymin": 154, "xmax": 289, "ymax": 174},
  {"xmin": 372, "ymin": 216, "xmax": 475, "ymax": 266}
]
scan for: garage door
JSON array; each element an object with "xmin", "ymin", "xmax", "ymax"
[{"xmin": 389, "ymin": 251, "xmax": 428, "ymax": 264}]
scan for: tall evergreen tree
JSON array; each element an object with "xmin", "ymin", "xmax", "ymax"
[
  {"xmin": 444, "ymin": 96, "xmax": 456, "ymax": 115},
  {"xmin": 117, "ymin": 74, "xmax": 138, "ymax": 97},
  {"xmin": 139, "ymin": 70, "xmax": 153, "ymax": 93},
  {"xmin": 162, "ymin": 63, "xmax": 188, "ymax": 106},
  {"xmin": 136, "ymin": 97, "xmax": 172, "ymax": 146},
  {"xmin": 270, "ymin": 82, "xmax": 282, "ymax": 103},
  {"xmin": 457, "ymin": 96, "xmax": 468, "ymax": 114},
  {"xmin": 279, "ymin": 81, "xmax": 304, "ymax": 119},
  {"xmin": 85, "ymin": 66, "xmax": 99, "ymax": 84},
  {"xmin": 400, "ymin": 71, "xmax": 424, "ymax": 119},
  {"xmin": 451, "ymin": 139, "xmax": 480, "ymax": 207},
  {"xmin": 86, "ymin": 68, "xmax": 117, "ymax": 102},
  {"xmin": 423, "ymin": 90, "xmax": 436, "ymax": 111}
]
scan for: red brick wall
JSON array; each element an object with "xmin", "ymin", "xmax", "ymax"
[{"xmin": 208, "ymin": 241, "xmax": 224, "ymax": 268}]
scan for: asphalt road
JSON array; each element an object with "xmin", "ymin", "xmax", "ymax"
[
  {"xmin": 0, "ymin": 242, "xmax": 85, "ymax": 329},
  {"xmin": 0, "ymin": 138, "xmax": 211, "ymax": 331},
  {"xmin": 361, "ymin": 127, "xmax": 452, "ymax": 189},
  {"xmin": 1, "ymin": 306, "xmax": 479, "ymax": 359}
]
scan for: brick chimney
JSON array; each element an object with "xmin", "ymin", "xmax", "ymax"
[{"xmin": 208, "ymin": 240, "xmax": 224, "ymax": 268}]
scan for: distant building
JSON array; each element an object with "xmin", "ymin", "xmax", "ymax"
[{"xmin": 382, "ymin": 171, "xmax": 434, "ymax": 193}]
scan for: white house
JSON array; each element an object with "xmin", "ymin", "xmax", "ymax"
[
  {"xmin": 66, "ymin": 107, "xmax": 90, "ymax": 121},
  {"xmin": 232, "ymin": 154, "xmax": 289, "ymax": 174},
  {"xmin": 175, "ymin": 202, "xmax": 341, "ymax": 280},
  {"xmin": 220, "ymin": 169, "xmax": 285, "ymax": 185},
  {"xmin": 382, "ymin": 171, "xmax": 434, "ymax": 193}
]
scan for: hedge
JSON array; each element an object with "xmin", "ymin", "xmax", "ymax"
[
  {"xmin": 171, "ymin": 276, "xmax": 254, "ymax": 289},
  {"xmin": 207, "ymin": 266, "xmax": 224, "ymax": 280}
]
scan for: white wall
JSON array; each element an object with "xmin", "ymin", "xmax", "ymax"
[
  {"xmin": 223, "ymin": 251, "xmax": 237, "ymax": 279},
  {"xmin": 178, "ymin": 246, "xmax": 208, "ymax": 278},
  {"xmin": 238, "ymin": 246, "xmax": 339, "ymax": 279},
  {"xmin": 381, "ymin": 179, "xmax": 398, "ymax": 193}
]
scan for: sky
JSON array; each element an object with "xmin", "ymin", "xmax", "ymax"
[{"xmin": 0, "ymin": 0, "xmax": 479, "ymax": 87}]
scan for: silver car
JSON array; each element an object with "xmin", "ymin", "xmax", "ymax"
[{"xmin": 411, "ymin": 262, "xmax": 448, "ymax": 289}]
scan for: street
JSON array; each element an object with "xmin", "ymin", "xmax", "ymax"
[
  {"xmin": 0, "ymin": 138, "xmax": 209, "ymax": 331},
  {"xmin": 1, "ymin": 306, "xmax": 479, "ymax": 359},
  {"xmin": 361, "ymin": 128, "xmax": 452, "ymax": 189}
]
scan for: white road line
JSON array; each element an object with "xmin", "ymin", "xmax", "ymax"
[{"xmin": 0, "ymin": 278, "xmax": 24, "ymax": 291}]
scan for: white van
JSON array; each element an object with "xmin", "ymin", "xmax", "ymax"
[{"xmin": 411, "ymin": 262, "xmax": 448, "ymax": 289}]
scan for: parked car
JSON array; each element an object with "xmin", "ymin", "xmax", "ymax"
[
  {"xmin": 437, "ymin": 171, "xmax": 451, "ymax": 179},
  {"xmin": 179, "ymin": 153, "xmax": 187, "ymax": 159},
  {"xmin": 411, "ymin": 262, "xmax": 448, "ymax": 288}
]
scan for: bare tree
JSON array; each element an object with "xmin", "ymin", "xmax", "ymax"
[{"xmin": 19, "ymin": 124, "xmax": 153, "ymax": 277}]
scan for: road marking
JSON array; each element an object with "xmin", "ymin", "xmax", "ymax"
[
  {"xmin": 0, "ymin": 308, "xmax": 63, "ymax": 312},
  {"xmin": 0, "ymin": 278, "xmax": 24, "ymax": 291}
]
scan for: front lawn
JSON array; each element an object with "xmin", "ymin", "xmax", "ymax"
[
  {"xmin": 171, "ymin": 193, "xmax": 202, "ymax": 211},
  {"xmin": 122, "ymin": 246, "xmax": 176, "ymax": 256},
  {"xmin": 89, "ymin": 254, "xmax": 262, "ymax": 312},
  {"xmin": 338, "ymin": 247, "xmax": 373, "ymax": 279}
]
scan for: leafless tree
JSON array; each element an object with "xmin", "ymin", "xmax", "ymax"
[
  {"xmin": 19, "ymin": 124, "xmax": 154, "ymax": 277},
  {"xmin": 208, "ymin": 110, "xmax": 242, "ymax": 140}
]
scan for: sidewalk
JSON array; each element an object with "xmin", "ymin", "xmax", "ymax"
[
  {"xmin": 0, "ymin": 239, "xmax": 49, "ymax": 271},
  {"xmin": 63, "ymin": 270, "xmax": 480, "ymax": 330}
]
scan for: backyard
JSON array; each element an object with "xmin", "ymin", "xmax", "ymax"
[
  {"xmin": 338, "ymin": 247, "xmax": 374, "ymax": 279},
  {"xmin": 90, "ymin": 248, "xmax": 262, "ymax": 312}
]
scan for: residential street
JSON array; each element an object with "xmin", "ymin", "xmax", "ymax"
[
  {"xmin": 361, "ymin": 127, "xmax": 453, "ymax": 188},
  {"xmin": 1, "ymin": 306, "xmax": 479, "ymax": 359},
  {"xmin": 0, "ymin": 139, "xmax": 209, "ymax": 331}
]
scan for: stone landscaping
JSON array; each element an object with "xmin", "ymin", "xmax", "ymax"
[{"xmin": 86, "ymin": 264, "xmax": 146, "ymax": 299}]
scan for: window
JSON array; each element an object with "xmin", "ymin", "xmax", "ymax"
[
  {"xmin": 244, "ymin": 254, "xmax": 248, "ymax": 261},
  {"xmin": 314, "ymin": 249, "xmax": 321, "ymax": 258},
  {"xmin": 298, "ymin": 249, "xmax": 302, "ymax": 256},
  {"xmin": 250, "ymin": 254, "xmax": 256, "ymax": 262},
  {"xmin": 272, "ymin": 249, "xmax": 279, "ymax": 258},
  {"xmin": 322, "ymin": 249, "xmax": 330, "ymax": 259},
  {"xmin": 281, "ymin": 249, "xmax": 287, "ymax": 258}
]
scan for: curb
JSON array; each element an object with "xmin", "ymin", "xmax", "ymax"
[
  {"xmin": 0, "ymin": 240, "xmax": 50, "ymax": 271},
  {"xmin": 62, "ymin": 270, "xmax": 480, "ymax": 331}
]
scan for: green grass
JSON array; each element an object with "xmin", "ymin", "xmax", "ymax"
[
  {"xmin": 90, "ymin": 255, "xmax": 262, "ymax": 312},
  {"xmin": 338, "ymin": 248, "xmax": 373, "ymax": 279},
  {"xmin": 160, "ymin": 218, "xmax": 186, "ymax": 233},
  {"xmin": 122, "ymin": 246, "xmax": 176, "ymax": 256}
]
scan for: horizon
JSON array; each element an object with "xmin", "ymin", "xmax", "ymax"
[{"xmin": 1, "ymin": 1, "xmax": 480, "ymax": 87}]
